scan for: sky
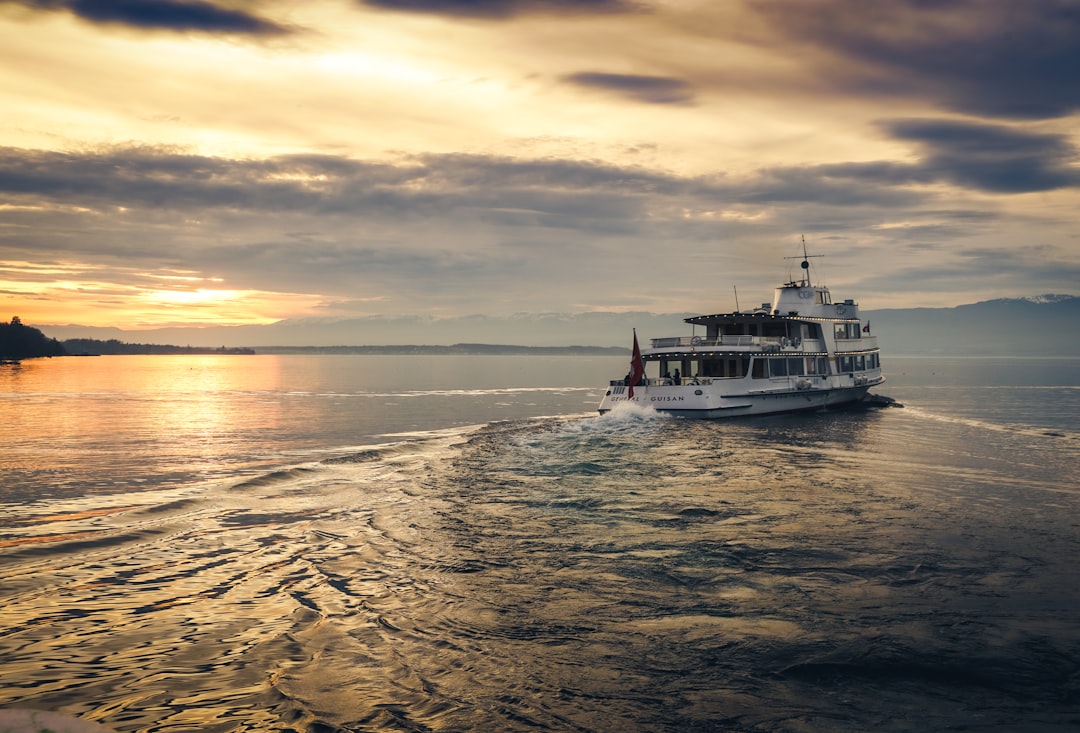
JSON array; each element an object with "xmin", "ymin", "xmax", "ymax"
[{"xmin": 1, "ymin": 0, "xmax": 1078, "ymax": 339}]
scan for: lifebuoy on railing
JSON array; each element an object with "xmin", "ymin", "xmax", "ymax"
[{"xmin": 690, "ymin": 336, "xmax": 702, "ymax": 346}]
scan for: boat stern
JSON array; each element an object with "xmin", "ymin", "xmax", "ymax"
[{"xmin": 598, "ymin": 381, "xmax": 753, "ymax": 416}]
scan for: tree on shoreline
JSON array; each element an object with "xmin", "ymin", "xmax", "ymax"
[
  {"xmin": 0, "ymin": 317, "xmax": 68, "ymax": 360},
  {"xmin": 61, "ymin": 338, "xmax": 255, "ymax": 355}
]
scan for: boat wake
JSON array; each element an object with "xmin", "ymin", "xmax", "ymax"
[
  {"xmin": 901, "ymin": 403, "xmax": 1078, "ymax": 442},
  {"xmin": 594, "ymin": 399, "xmax": 671, "ymax": 423}
]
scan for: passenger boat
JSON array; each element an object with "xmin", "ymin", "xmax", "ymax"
[{"xmin": 598, "ymin": 247, "xmax": 885, "ymax": 417}]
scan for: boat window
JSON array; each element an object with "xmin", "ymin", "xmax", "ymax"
[
  {"xmin": 835, "ymin": 323, "xmax": 861, "ymax": 339},
  {"xmin": 698, "ymin": 356, "xmax": 750, "ymax": 379},
  {"xmin": 855, "ymin": 354, "xmax": 866, "ymax": 371},
  {"xmin": 787, "ymin": 358, "xmax": 804, "ymax": 376},
  {"xmin": 805, "ymin": 356, "xmax": 827, "ymax": 375},
  {"xmin": 769, "ymin": 358, "xmax": 787, "ymax": 378},
  {"xmin": 752, "ymin": 358, "xmax": 766, "ymax": 379},
  {"xmin": 839, "ymin": 355, "xmax": 854, "ymax": 372}
]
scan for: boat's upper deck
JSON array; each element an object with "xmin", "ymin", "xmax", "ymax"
[
  {"xmin": 646, "ymin": 331, "xmax": 878, "ymax": 357},
  {"xmin": 650, "ymin": 281, "xmax": 875, "ymax": 357},
  {"xmin": 687, "ymin": 283, "xmax": 859, "ymax": 326}
]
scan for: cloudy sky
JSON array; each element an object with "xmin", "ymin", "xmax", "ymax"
[{"xmin": 1, "ymin": 0, "xmax": 1078, "ymax": 334}]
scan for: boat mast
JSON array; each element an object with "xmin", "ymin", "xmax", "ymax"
[{"xmin": 785, "ymin": 235, "xmax": 823, "ymax": 287}]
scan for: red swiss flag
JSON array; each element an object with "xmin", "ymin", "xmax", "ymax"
[{"xmin": 628, "ymin": 329, "xmax": 645, "ymax": 398}]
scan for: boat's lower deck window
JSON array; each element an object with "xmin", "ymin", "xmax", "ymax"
[
  {"xmin": 696, "ymin": 357, "xmax": 750, "ymax": 379},
  {"xmin": 752, "ymin": 356, "xmax": 828, "ymax": 378},
  {"xmin": 838, "ymin": 353, "xmax": 878, "ymax": 373}
]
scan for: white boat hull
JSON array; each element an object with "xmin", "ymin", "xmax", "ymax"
[{"xmin": 598, "ymin": 378, "xmax": 883, "ymax": 418}]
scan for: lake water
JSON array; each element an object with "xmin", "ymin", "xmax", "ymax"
[{"xmin": 1, "ymin": 354, "xmax": 1078, "ymax": 732}]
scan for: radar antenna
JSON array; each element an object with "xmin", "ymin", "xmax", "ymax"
[{"xmin": 784, "ymin": 235, "xmax": 824, "ymax": 287}]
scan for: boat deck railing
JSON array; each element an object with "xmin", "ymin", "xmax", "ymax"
[
  {"xmin": 608, "ymin": 365, "xmax": 885, "ymax": 390},
  {"xmin": 650, "ymin": 336, "xmax": 825, "ymax": 352},
  {"xmin": 835, "ymin": 336, "xmax": 878, "ymax": 350},
  {"xmin": 608, "ymin": 377, "xmax": 716, "ymax": 387}
]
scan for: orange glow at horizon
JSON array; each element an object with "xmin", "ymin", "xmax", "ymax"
[
  {"xmin": 144, "ymin": 288, "xmax": 244, "ymax": 306},
  {"xmin": 0, "ymin": 260, "xmax": 333, "ymax": 328}
]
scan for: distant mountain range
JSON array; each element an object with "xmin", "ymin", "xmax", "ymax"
[
  {"xmin": 863, "ymin": 295, "xmax": 1080, "ymax": 356},
  {"xmin": 37, "ymin": 295, "xmax": 1080, "ymax": 356}
]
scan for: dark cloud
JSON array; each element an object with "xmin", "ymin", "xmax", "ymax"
[
  {"xmin": 359, "ymin": 0, "xmax": 638, "ymax": 20},
  {"xmin": 882, "ymin": 119, "xmax": 1080, "ymax": 193},
  {"xmin": 747, "ymin": 120, "xmax": 1080, "ymax": 195},
  {"xmin": 0, "ymin": 147, "xmax": 404, "ymax": 212},
  {"xmin": 22, "ymin": 133, "xmax": 1068, "ymax": 233},
  {"xmin": 8, "ymin": 0, "xmax": 289, "ymax": 34},
  {"xmin": 739, "ymin": 165, "xmax": 926, "ymax": 208},
  {"xmin": 0, "ymin": 145, "xmax": 974, "ymax": 283},
  {"xmin": 412, "ymin": 153, "xmax": 683, "ymax": 195},
  {"xmin": 6, "ymin": 143, "xmax": 1075, "ymax": 313},
  {"xmin": 854, "ymin": 244, "xmax": 1080, "ymax": 298},
  {"xmin": 563, "ymin": 72, "xmax": 695, "ymax": 104},
  {"xmin": 0, "ymin": 144, "xmax": 894, "ymax": 303},
  {"xmin": 2, "ymin": 145, "xmax": 959, "ymax": 276},
  {"xmin": 752, "ymin": 0, "xmax": 1080, "ymax": 119},
  {"xmin": 0, "ymin": 146, "xmax": 692, "ymax": 222}
]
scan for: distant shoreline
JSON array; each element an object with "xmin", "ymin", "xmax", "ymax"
[
  {"xmin": 56, "ymin": 340, "xmax": 628, "ymax": 357},
  {"xmin": 253, "ymin": 344, "xmax": 628, "ymax": 356}
]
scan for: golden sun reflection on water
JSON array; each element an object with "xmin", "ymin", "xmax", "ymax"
[
  {"xmin": 122, "ymin": 355, "xmax": 286, "ymax": 445},
  {"xmin": 1, "ymin": 356, "xmax": 296, "ymax": 499}
]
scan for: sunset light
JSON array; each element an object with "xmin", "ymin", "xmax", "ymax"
[
  {"xmin": 0, "ymin": 0, "xmax": 1075, "ymax": 345},
  {"xmin": 145, "ymin": 289, "xmax": 243, "ymax": 306},
  {"xmin": 1, "ymin": 5, "xmax": 1078, "ymax": 730},
  {"xmin": 0, "ymin": 259, "xmax": 330, "ymax": 328}
]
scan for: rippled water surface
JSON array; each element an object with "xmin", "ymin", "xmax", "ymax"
[{"xmin": 2, "ymin": 355, "xmax": 1078, "ymax": 732}]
